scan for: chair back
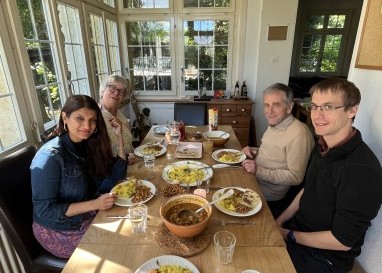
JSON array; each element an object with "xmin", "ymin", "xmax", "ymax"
[
  {"xmin": 0, "ymin": 146, "xmax": 66, "ymax": 273},
  {"xmin": 174, "ymin": 103, "xmax": 207, "ymax": 125}
]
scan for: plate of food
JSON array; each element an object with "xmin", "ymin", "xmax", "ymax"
[
  {"xmin": 162, "ymin": 160, "xmax": 213, "ymax": 187},
  {"xmin": 175, "ymin": 142, "xmax": 202, "ymax": 159},
  {"xmin": 110, "ymin": 177, "xmax": 156, "ymax": 206},
  {"xmin": 212, "ymin": 187, "xmax": 262, "ymax": 217},
  {"xmin": 212, "ymin": 149, "xmax": 246, "ymax": 164},
  {"xmin": 134, "ymin": 144, "xmax": 167, "ymax": 157},
  {"xmin": 153, "ymin": 125, "xmax": 167, "ymax": 135},
  {"xmin": 134, "ymin": 255, "xmax": 200, "ymax": 273}
]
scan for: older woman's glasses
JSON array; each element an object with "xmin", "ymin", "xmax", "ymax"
[
  {"xmin": 306, "ymin": 103, "xmax": 345, "ymax": 112},
  {"xmin": 108, "ymin": 84, "xmax": 126, "ymax": 96}
]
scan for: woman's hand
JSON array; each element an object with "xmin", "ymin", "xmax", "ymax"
[
  {"xmin": 108, "ymin": 117, "xmax": 122, "ymax": 136},
  {"xmin": 242, "ymin": 159, "xmax": 257, "ymax": 174},
  {"xmin": 128, "ymin": 153, "xmax": 136, "ymax": 165},
  {"xmin": 95, "ymin": 193, "xmax": 116, "ymax": 211}
]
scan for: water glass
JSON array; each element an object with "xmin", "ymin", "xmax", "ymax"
[
  {"xmin": 214, "ymin": 231, "xmax": 236, "ymax": 264},
  {"xmin": 170, "ymin": 129, "xmax": 180, "ymax": 145},
  {"xmin": 143, "ymin": 153, "xmax": 155, "ymax": 168},
  {"xmin": 197, "ymin": 178, "xmax": 210, "ymax": 193},
  {"xmin": 203, "ymin": 139, "xmax": 213, "ymax": 154},
  {"xmin": 128, "ymin": 204, "xmax": 148, "ymax": 233}
]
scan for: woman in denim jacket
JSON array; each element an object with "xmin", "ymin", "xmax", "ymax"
[{"xmin": 30, "ymin": 95, "xmax": 127, "ymax": 258}]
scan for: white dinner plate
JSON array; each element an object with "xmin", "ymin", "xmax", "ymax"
[
  {"xmin": 134, "ymin": 144, "xmax": 167, "ymax": 157},
  {"xmin": 153, "ymin": 125, "xmax": 167, "ymax": 135},
  {"xmin": 162, "ymin": 160, "xmax": 213, "ymax": 187},
  {"xmin": 134, "ymin": 255, "xmax": 200, "ymax": 273},
  {"xmin": 212, "ymin": 187, "xmax": 262, "ymax": 217},
  {"xmin": 111, "ymin": 180, "xmax": 156, "ymax": 207},
  {"xmin": 212, "ymin": 149, "xmax": 246, "ymax": 164},
  {"xmin": 174, "ymin": 142, "xmax": 202, "ymax": 159}
]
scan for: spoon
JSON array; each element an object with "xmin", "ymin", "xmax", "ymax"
[{"xmin": 177, "ymin": 189, "xmax": 234, "ymax": 218}]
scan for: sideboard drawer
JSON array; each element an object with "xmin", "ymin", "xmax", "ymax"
[{"xmin": 220, "ymin": 116, "xmax": 251, "ymax": 128}]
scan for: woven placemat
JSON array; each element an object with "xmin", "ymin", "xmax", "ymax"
[{"xmin": 155, "ymin": 223, "xmax": 211, "ymax": 257}]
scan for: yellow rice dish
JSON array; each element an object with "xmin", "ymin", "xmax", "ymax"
[
  {"xmin": 167, "ymin": 165, "xmax": 205, "ymax": 184},
  {"xmin": 217, "ymin": 151, "xmax": 243, "ymax": 163},
  {"xmin": 149, "ymin": 265, "xmax": 192, "ymax": 273},
  {"xmin": 111, "ymin": 178, "xmax": 137, "ymax": 198}
]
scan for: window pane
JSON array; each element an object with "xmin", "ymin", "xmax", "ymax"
[
  {"xmin": 0, "ymin": 46, "xmax": 26, "ymax": 151},
  {"xmin": 124, "ymin": 0, "xmax": 169, "ymax": 9},
  {"xmin": 321, "ymin": 35, "xmax": 341, "ymax": 72},
  {"xmin": 32, "ymin": 0, "xmax": 49, "ymax": 40},
  {"xmin": 106, "ymin": 19, "xmax": 121, "ymax": 75},
  {"xmin": 184, "ymin": 20, "xmax": 229, "ymax": 92},
  {"xmin": 184, "ymin": 0, "xmax": 230, "ymax": 8},
  {"xmin": 90, "ymin": 13, "xmax": 109, "ymax": 83},
  {"xmin": 306, "ymin": 15, "xmax": 324, "ymax": 29},
  {"xmin": 328, "ymin": 15, "xmax": 346, "ymax": 29},
  {"xmin": 104, "ymin": 0, "xmax": 115, "ymax": 8},
  {"xmin": 36, "ymin": 85, "xmax": 61, "ymax": 125},
  {"xmin": 126, "ymin": 21, "xmax": 172, "ymax": 92},
  {"xmin": 299, "ymin": 35, "xmax": 321, "ymax": 72}
]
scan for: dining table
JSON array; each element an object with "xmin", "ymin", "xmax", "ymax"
[{"xmin": 61, "ymin": 125, "xmax": 297, "ymax": 273}]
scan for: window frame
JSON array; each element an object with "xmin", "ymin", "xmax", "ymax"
[
  {"xmin": 0, "ymin": 3, "xmax": 36, "ymax": 156},
  {"xmin": 290, "ymin": 0, "xmax": 362, "ymax": 78},
  {"xmin": 178, "ymin": 13, "xmax": 235, "ymax": 97},
  {"xmin": 119, "ymin": 0, "xmax": 239, "ymax": 99}
]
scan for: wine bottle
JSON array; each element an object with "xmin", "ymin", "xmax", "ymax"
[
  {"xmin": 234, "ymin": 81, "xmax": 240, "ymax": 97},
  {"xmin": 241, "ymin": 80, "xmax": 247, "ymax": 97}
]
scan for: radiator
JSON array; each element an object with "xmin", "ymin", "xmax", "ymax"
[{"xmin": 0, "ymin": 224, "xmax": 25, "ymax": 273}]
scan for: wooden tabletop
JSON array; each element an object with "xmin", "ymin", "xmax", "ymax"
[{"xmin": 62, "ymin": 125, "xmax": 296, "ymax": 273}]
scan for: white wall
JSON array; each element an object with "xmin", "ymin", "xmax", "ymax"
[
  {"xmin": 245, "ymin": 0, "xmax": 299, "ymax": 144},
  {"xmin": 347, "ymin": 1, "xmax": 382, "ymax": 272}
]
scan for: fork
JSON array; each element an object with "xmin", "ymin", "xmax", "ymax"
[{"xmin": 212, "ymin": 218, "xmax": 255, "ymax": 226}]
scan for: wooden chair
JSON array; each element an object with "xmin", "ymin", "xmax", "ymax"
[{"xmin": 0, "ymin": 146, "xmax": 67, "ymax": 273}]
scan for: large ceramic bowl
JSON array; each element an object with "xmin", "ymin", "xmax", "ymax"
[
  {"xmin": 159, "ymin": 194, "xmax": 212, "ymax": 238},
  {"xmin": 202, "ymin": 131, "xmax": 230, "ymax": 147}
]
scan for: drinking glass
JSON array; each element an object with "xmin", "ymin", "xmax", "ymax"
[
  {"xmin": 203, "ymin": 139, "xmax": 213, "ymax": 154},
  {"xmin": 128, "ymin": 204, "xmax": 148, "ymax": 233},
  {"xmin": 214, "ymin": 231, "xmax": 236, "ymax": 264},
  {"xmin": 143, "ymin": 153, "xmax": 155, "ymax": 168}
]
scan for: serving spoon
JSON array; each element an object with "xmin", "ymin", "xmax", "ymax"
[{"xmin": 177, "ymin": 189, "xmax": 234, "ymax": 218}]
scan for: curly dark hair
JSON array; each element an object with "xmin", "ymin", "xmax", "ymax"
[{"xmin": 49, "ymin": 94, "xmax": 114, "ymax": 178}]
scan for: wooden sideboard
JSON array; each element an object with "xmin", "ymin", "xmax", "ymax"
[{"xmin": 206, "ymin": 99, "xmax": 253, "ymax": 147}]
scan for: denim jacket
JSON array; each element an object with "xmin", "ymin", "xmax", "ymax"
[{"xmin": 31, "ymin": 133, "xmax": 127, "ymax": 231}]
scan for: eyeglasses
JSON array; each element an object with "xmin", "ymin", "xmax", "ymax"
[
  {"xmin": 306, "ymin": 104, "xmax": 345, "ymax": 112},
  {"xmin": 107, "ymin": 84, "xmax": 126, "ymax": 96}
]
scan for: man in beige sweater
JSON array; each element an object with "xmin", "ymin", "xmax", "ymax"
[{"xmin": 242, "ymin": 83, "xmax": 314, "ymax": 217}]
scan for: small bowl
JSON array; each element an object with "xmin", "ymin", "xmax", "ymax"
[
  {"xmin": 202, "ymin": 131, "xmax": 230, "ymax": 147},
  {"xmin": 159, "ymin": 194, "xmax": 212, "ymax": 238}
]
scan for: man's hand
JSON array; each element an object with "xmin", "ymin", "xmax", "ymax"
[
  {"xmin": 242, "ymin": 146, "xmax": 258, "ymax": 159},
  {"xmin": 242, "ymin": 159, "xmax": 257, "ymax": 174}
]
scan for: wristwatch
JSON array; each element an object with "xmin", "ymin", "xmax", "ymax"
[{"xmin": 287, "ymin": 230, "xmax": 296, "ymax": 243}]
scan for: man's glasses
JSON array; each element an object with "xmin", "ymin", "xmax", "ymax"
[
  {"xmin": 108, "ymin": 84, "xmax": 126, "ymax": 96},
  {"xmin": 306, "ymin": 104, "xmax": 345, "ymax": 112}
]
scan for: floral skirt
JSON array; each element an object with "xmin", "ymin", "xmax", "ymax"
[{"xmin": 32, "ymin": 211, "xmax": 96, "ymax": 258}]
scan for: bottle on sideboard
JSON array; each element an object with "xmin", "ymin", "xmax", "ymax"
[
  {"xmin": 241, "ymin": 80, "xmax": 247, "ymax": 97},
  {"xmin": 234, "ymin": 81, "xmax": 240, "ymax": 97}
]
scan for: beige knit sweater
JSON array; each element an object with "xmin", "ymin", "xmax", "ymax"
[{"xmin": 256, "ymin": 115, "xmax": 314, "ymax": 201}]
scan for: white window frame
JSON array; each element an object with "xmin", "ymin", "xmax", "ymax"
[
  {"xmin": 120, "ymin": 14, "xmax": 176, "ymax": 97},
  {"xmin": 177, "ymin": 14, "xmax": 235, "ymax": 97},
  {"xmin": 56, "ymin": 0, "xmax": 91, "ymax": 96},
  {"xmin": 119, "ymin": 0, "xmax": 239, "ymax": 99},
  {"xmin": 0, "ymin": 5, "xmax": 35, "ymax": 156}
]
